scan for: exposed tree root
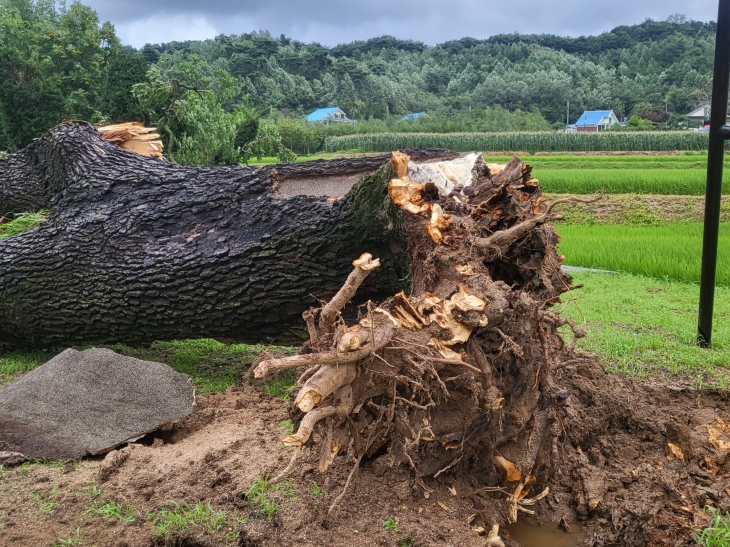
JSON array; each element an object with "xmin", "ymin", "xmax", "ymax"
[{"xmin": 266, "ymin": 152, "xmax": 596, "ymax": 531}]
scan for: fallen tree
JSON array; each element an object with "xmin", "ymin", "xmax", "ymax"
[
  {"xmin": 0, "ymin": 121, "xmax": 589, "ymax": 524},
  {"xmin": 0, "ymin": 121, "xmax": 453, "ymax": 348},
  {"xmin": 2, "ymin": 122, "xmax": 727, "ymax": 546}
]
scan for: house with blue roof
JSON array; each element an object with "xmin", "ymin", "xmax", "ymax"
[
  {"xmin": 400, "ymin": 112, "xmax": 427, "ymax": 122},
  {"xmin": 575, "ymin": 110, "xmax": 620, "ymax": 132},
  {"xmin": 306, "ymin": 106, "xmax": 354, "ymax": 124}
]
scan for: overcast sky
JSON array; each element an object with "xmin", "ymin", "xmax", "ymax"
[{"xmin": 83, "ymin": 0, "xmax": 720, "ymax": 49}]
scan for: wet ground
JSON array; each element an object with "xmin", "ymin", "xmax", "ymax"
[{"xmin": 1, "ymin": 358, "xmax": 729, "ymax": 546}]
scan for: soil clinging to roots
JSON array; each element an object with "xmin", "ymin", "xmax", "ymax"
[{"xmin": 252, "ymin": 152, "xmax": 603, "ymax": 536}]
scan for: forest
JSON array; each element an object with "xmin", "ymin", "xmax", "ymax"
[{"xmin": 0, "ymin": 0, "xmax": 718, "ymax": 162}]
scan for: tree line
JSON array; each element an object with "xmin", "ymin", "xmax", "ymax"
[{"xmin": 0, "ymin": 0, "xmax": 718, "ymax": 163}]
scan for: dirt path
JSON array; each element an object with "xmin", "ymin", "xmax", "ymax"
[
  {"xmin": 1, "ymin": 358, "xmax": 729, "ymax": 547},
  {"xmin": 547, "ymin": 193, "xmax": 730, "ymax": 224}
]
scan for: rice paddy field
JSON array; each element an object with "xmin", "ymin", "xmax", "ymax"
[
  {"xmin": 523, "ymin": 154, "xmax": 729, "ymax": 283},
  {"xmin": 557, "ymin": 223, "xmax": 730, "ymax": 285},
  {"xmin": 493, "ymin": 154, "xmax": 730, "ymax": 195}
]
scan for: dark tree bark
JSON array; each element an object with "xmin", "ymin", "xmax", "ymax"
[{"xmin": 0, "ymin": 121, "xmax": 453, "ymax": 349}]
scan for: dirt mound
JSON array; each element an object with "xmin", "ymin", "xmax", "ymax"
[{"xmin": 0, "ymin": 363, "xmax": 728, "ymax": 547}]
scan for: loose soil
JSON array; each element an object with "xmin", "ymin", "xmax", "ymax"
[{"xmin": 1, "ymin": 357, "xmax": 729, "ymax": 547}]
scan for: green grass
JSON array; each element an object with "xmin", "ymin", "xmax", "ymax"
[
  {"xmin": 31, "ymin": 488, "xmax": 59, "ymax": 515},
  {"xmin": 383, "ymin": 518, "xmax": 399, "ymax": 533},
  {"xmin": 87, "ymin": 500, "xmax": 137, "ymax": 523},
  {"xmin": 52, "ymin": 528, "xmax": 85, "ymax": 547},
  {"xmin": 558, "ymin": 223, "xmax": 730, "ymax": 285},
  {"xmin": 535, "ymin": 168, "xmax": 729, "ymax": 195},
  {"xmin": 110, "ymin": 339, "xmax": 272, "ymax": 393},
  {"xmin": 243, "ymin": 475, "xmax": 296, "ymax": 521},
  {"xmin": 1, "ymin": 339, "xmax": 297, "ymax": 394},
  {"xmin": 0, "ymin": 211, "xmax": 47, "ymax": 239},
  {"xmin": 309, "ymin": 481, "xmax": 327, "ymax": 497},
  {"xmin": 278, "ymin": 419, "xmax": 294, "ymax": 436},
  {"xmin": 151, "ymin": 501, "xmax": 236, "ymax": 537},
  {"xmin": 696, "ymin": 508, "xmax": 730, "ymax": 546},
  {"xmin": 560, "ymin": 271, "xmax": 730, "ymax": 384},
  {"xmin": 0, "ymin": 350, "xmax": 53, "ymax": 386},
  {"xmin": 261, "ymin": 369, "xmax": 298, "ymax": 400}
]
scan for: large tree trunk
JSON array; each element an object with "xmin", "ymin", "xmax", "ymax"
[{"xmin": 0, "ymin": 122, "xmax": 455, "ymax": 349}]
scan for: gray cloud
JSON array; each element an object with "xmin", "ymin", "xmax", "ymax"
[{"xmin": 83, "ymin": 0, "xmax": 719, "ymax": 48}]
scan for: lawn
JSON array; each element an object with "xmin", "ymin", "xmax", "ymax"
[
  {"xmin": 0, "ymin": 339, "xmax": 296, "ymax": 394},
  {"xmin": 560, "ymin": 271, "xmax": 730, "ymax": 386},
  {"xmin": 557, "ymin": 223, "xmax": 730, "ymax": 285}
]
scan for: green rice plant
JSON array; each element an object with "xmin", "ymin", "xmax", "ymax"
[
  {"xmin": 535, "ymin": 168, "xmax": 729, "ymax": 195},
  {"xmin": 0, "ymin": 211, "xmax": 48, "ymax": 240},
  {"xmin": 324, "ymin": 132, "xmax": 715, "ymax": 154},
  {"xmin": 488, "ymin": 154, "xmax": 711, "ymax": 163},
  {"xmin": 557, "ymin": 223, "xmax": 730, "ymax": 285},
  {"xmin": 696, "ymin": 508, "xmax": 730, "ymax": 546}
]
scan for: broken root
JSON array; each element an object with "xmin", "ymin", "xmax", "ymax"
[{"xmin": 265, "ymin": 152, "xmax": 591, "ymax": 531}]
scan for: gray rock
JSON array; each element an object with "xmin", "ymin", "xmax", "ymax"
[{"xmin": 0, "ymin": 348, "xmax": 196, "ymax": 460}]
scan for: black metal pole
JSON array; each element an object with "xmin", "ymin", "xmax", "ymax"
[{"xmin": 699, "ymin": 0, "xmax": 730, "ymax": 347}]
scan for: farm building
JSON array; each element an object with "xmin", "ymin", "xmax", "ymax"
[
  {"xmin": 575, "ymin": 110, "xmax": 620, "ymax": 132},
  {"xmin": 686, "ymin": 104, "xmax": 710, "ymax": 122},
  {"xmin": 305, "ymin": 106, "xmax": 354, "ymax": 124}
]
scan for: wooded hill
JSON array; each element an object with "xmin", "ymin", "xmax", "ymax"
[
  {"xmin": 135, "ymin": 16, "xmax": 715, "ymax": 125},
  {"xmin": 0, "ymin": 0, "xmax": 718, "ymax": 156}
]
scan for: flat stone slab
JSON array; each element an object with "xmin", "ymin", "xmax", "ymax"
[{"xmin": 0, "ymin": 348, "xmax": 196, "ymax": 461}]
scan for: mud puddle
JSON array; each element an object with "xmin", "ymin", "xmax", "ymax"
[{"xmin": 507, "ymin": 517, "xmax": 587, "ymax": 547}]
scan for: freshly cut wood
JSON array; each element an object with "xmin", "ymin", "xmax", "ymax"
[
  {"xmin": 294, "ymin": 363, "xmax": 357, "ymax": 412},
  {"xmin": 282, "ymin": 386, "xmax": 353, "ymax": 448},
  {"xmin": 96, "ymin": 122, "xmax": 164, "ymax": 158}
]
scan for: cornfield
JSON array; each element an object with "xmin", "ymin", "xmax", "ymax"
[{"xmin": 323, "ymin": 132, "xmax": 714, "ymax": 153}]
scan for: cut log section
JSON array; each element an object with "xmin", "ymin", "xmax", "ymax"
[{"xmin": 96, "ymin": 122, "xmax": 164, "ymax": 158}]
